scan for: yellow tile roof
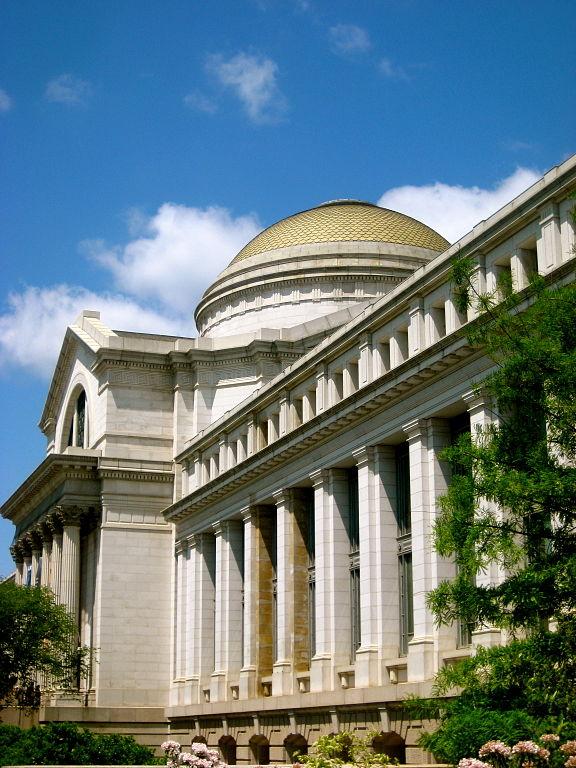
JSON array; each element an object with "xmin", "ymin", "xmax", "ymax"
[{"xmin": 232, "ymin": 200, "xmax": 449, "ymax": 264}]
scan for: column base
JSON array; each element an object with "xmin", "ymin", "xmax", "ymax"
[
  {"xmin": 310, "ymin": 654, "xmax": 334, "ymax": 692},
  {"xmin": 407, "ymin": 636, "xmax": 435, "ymax": 681},
  {"xmin": 239, "ymin": 666, "xmax": 258, "ymax": 699},
  {"xmin": 354, "ymin": 646, "xmax": 379, "ymax": 687},
  {"xmin": 184, "ymin": 676, "xmax": 201, "ymax": 705},
  {"xmin": 209, "ymin": 672, "xmax": 227, "ymax": 702},
  {"xmin": 272, "ymin": 660, "xmax": 293, "ymax": 696}
]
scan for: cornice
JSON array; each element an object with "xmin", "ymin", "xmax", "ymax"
[
  {"xmin": 97, "ymin": 467, "xmax": 174, "ymax": 483},
  {"xmin": 165, "ymin": 331, "xmax": 478, "ymax": 522},
  {"xmin": 1, "ymin": 453, "xmax": 100, "ymax": 526}
]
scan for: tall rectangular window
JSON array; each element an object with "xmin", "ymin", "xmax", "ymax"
[
  {"xmin": 395, "ymin": 443, "xmax": 411, "ymax": 536},
  {"xmin": 398, "ymin": 551, "xmax": 414, "ymax": 656},
  {"xmin": 347, "ymin": 468, "xmax": 361, "ymax": 659},
  {"xmin": 396, "ymin": 443, "xmax": 413, "ymax": 655},
  {"xmin": 306, "ymin": 492, "xmax": 316, "ymax": 662}
]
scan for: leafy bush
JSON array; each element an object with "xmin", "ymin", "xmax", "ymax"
[
  {"xmin": 0, "ymin": 721, "xmax": 157, "ymax": 765},
  {"xmin": 296, "ymin": 730, "xmax": 397, "ymax": 768},
  {"xmin": 419, "ymin": 707, "xmax": 539, "ymax": 765},
  {"xmin": 418, "ymin": 704, "xmax": 576, "ymax": 767}
]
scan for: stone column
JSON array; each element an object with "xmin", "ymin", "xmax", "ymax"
[
  {"xmin": 353, "ymin": 445, "xmax": 398, "ymax": 686},
  {"xmin": 40, "ymin": 524, "xmax": 53, "ymax": 588},
  {"xmin": 240, "ymin": 506, "xmax": 275, "ymax": 699},
  {"xmin": 358, "ymin": 333, "xmax": 373, "ymax": 387},
  {"xmin": 279, "ymin": 391, "xmax": 290, "ymax": 436},
  {"xmin": 194, "ymin": 532, "xmax": 216, "ymax": 700},
  {"xmin": 211, "ymin": 520, "xmax": 244, "ymax": 702},
  {"xmin": 538, "ymin": 202, "xmax": 562, "ymax": 273},
  {"xmin": 59, "ymin": 506, "xmax": 83, "ymax": 627},
  {"xmin": 463, "ymin": 390, "xmax": 502, "ymax": 649},
  {"xmin": 315, "ymin": 365, "xmax": 328, "ymax": 414},
  {"xmin": 22, "ymin": 541, "xmax": 32, "ymax": 587},
  {"xmin": 174, "ymin": 539, "xmax": 188, "ymax": 683},
  {"xmin": 408, "ymin": 297, "xmax": 425, "ymax": 355},
  {"xmin": 47, "ymin": 513, "xmax": 63, "ymax": 601},
  {"xmin": 310, "ymin": 468, "xmax": 351, "ymax": 692},
  {"xmin": 182, "ymin": 536, "xmax": 200, "ymax": 703},
  {"xmin": 272, "ymin": 488, "xmax": 310, "ymax": 696},
  {"xmin": 29, "ymin": 530, "xmax": 43, "ymax": 587},
  {"xmin": 403, "ymin": 419, "xmax": 451, "ymax": 681},
  {"xmin": 10, "ymin": 543, "xmax": 25, "ymax": 586}
]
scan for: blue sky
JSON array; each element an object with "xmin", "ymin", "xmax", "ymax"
[{"xmin": 0, "ymin": 0, "xmax": 574, "ymax": 575}]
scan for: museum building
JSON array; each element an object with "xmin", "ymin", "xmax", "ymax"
[{"xmin": 2, "ymin": 154, "xmax": 575, "ymax": 762}]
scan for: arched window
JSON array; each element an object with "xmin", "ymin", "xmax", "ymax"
[
  {"xmin": 250, "ymin": 735, "xmax": 270, "ymax": 766},
  {"xmin": 372, "ymin": 732, "xmax": 406, "ymax": 764},
  {"xmin": 284, "ymin": 734, "xmax": 308, "ymax": 761},
  {"xmin": 219, "ymin": 735, "xmax": 237, "ymax": 765},
  {"xmin": 67, "ymin": 389, "xmax": 88, "ymax": 449}
]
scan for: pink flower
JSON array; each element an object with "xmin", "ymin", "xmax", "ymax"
[
  {"xmin": 162, "ymin": 740, "xmax": 182, "ymax": 757},
  {"xmin": 561, "ymin": 743, "xmax": 576, "ymax": 757},
  {"xmin": 565, "ymin": 757, "xmax": 576, "ymax": 768},
  {"xmin": 541, "ymin": 735, "xmax": 560, "ymax": 744},
  {"xmin": 458, "ymin": 759, "xmax": 492, "ymax": 768},
  {"xmin": 480, "ymin": 741, "xmax": 512, "ymax": 758},
  {"xmin": 512, "ymin": 742, "xmax": 548, "ymax": 758}
]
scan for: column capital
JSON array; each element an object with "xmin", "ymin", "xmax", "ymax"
[
  {"xmin": 272, "ymin": 487, "xmax": 289, "ymax": 504},
  {"xmin": 45, "ymin": 508, "xmax": 63, "ymax": 534},
  {"xmin": 352, "ymin": 445, "xmax": 374, "ymax": 467},
  {"xmin": 54, "ymin": 504, "xmax": 84, "ymax": 527},
  {"xmin": 408, "ymin": 295, "xmax": 424, "ymax": 316},
  {"xmin": 20, "ymin": 533, "xmax": 33, "ymax": 556},
  {"xmin": 402, "ymin": 417, "xmax": 427, "ymax": 440},
  {"xmin": 358, "ymin": 332, "xmax": 372, "ymax": 349},
  {"xmin": 175, "ymin": 538, "xmax": 188, "ymax": 555},
  {"xmin": 539, "ymin": 201, "xmax": 559, "ymax": 224},
  {"xmin": 309, "ymin": 468, "xmax": 329, "ymax": 488},
  {"xmin": 462, "ymin": 388, "xmax": 494, "ymax": 413},
  {"xmin": 29, "ymin": 527, "xmax": 44, "ymax": 552},
  {"xmin": 10, "ymin": 542, "xmax": 25, "ymax": 564}
]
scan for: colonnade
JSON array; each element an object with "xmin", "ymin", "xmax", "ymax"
[
  {"xmin": 10, "ymin": 505, "xmax": 97, "ymax": 632},
  {"xmin": 173, "ymin": 394, "xmax": 497, "ymax": 704}
]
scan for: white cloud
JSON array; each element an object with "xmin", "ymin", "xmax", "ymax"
[
  {"xmin": 86, "ymin": 203, "xmax": 261, "ymax": 313},
  {"xmin": 207, "ymin": 52, "xmax": 287, "ymax": 124},
  {"xmin": 45, "ymin": 73, "xmax": 91, "ymax": 105},
  {"xmin": 0, "ymin": 202, "xmax": 261, "ymax": 379},
  {"xmin": 378, "ymin": 58, "xmax": 408, "ymax": 80},
  {"xmin": 0, "ymin": 88, "xmax": 13, "ymax": 112},
  {"xmin": 183, "ymin": 89, "xmax": 218, "ymax": 114},
  {"xmin": 329, "ymin": 24, "xmax": 371, "ymax": 54},
  {"xmin": 0, "ymin": 285, "xmax": 191, "ymax": 380},
  {"xmin": 378, "ymin": 167, "xmax": 541, "ymax": 243}
]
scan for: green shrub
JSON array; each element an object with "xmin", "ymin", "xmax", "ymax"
[
  {"xmin": 0, "ymin": 721, "xmax": 157, "ymax": 765},
  {"xmin": 297, "ymin": 730, "xmax": 397, "ymax": 768},
  {"xmin": 418, "ymin": 700, "xmax": 576, "ymax": 768}
]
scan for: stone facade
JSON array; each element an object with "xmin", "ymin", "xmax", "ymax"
[{"xmin": 2, "ymin": 158, "xmax": 576, "ymax": 762}]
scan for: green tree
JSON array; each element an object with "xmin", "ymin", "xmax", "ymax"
[
  {"xmin": 0, "ymin": 581, "xmax": 87, "ymax": 709},
  {"xmin": 418, "ymin": 255, "xmax": 576, "ymax": 761}
]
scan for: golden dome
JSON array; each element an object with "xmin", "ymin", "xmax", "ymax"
[{"xmin": 232, "ymin": 200, "xmax": 449, "ymax": 263}]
